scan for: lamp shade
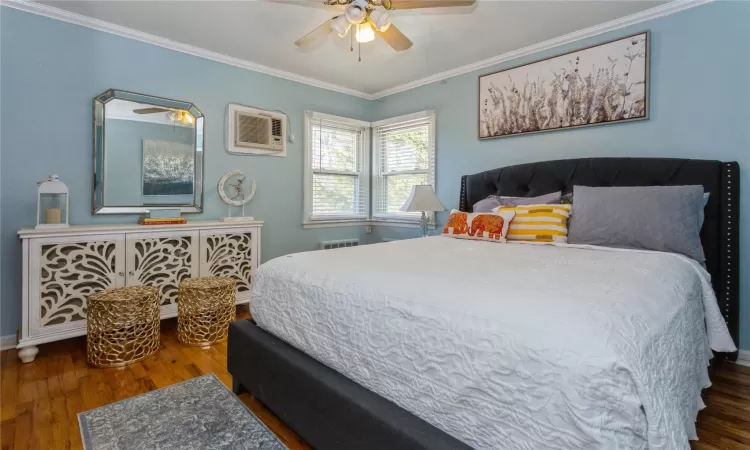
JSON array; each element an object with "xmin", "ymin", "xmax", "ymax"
[
  {"xmin": 369, "ymin": 7, "xmax": 392, "ymax": 32},
  {"xmin": 331, "ymin": 15, "xmax": 352, "ymax": 37},
  {"xmin": 345, "ymin": 0, "xmax": 368, "ymax": 24},
  {"xmin": 355, "ymin": 23, "xmax": 375, "ymax": 43},
  {"xmin": 400, "ymin": 185, "xmax": 445, "ymax": 212}
]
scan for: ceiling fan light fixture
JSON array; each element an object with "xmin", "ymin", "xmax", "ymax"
[
  {"xmin": 355, "ymin": 23, "xmax": 375, "ymax": 43},
  {"xmin": 345, "ymin": 0, "xmax": 368, "ymax": 24},
  {"xmin": 369, "ymin": 7, "xmax": 392, "ymax": 32},
  {"xmin": 167, "ymin": 110, "xmax": 193, "ymax": 125},
  {"xmin": 331, "ymin": 15, "xmax": 352, "ymax": 37}
]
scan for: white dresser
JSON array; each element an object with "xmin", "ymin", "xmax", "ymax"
[{"xmin": 16, "ymin": 220, "xmax": 263, "ymax": 362}]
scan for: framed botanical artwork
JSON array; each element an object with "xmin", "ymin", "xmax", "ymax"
[{"xmin": 479, "ymin": 31, "xmax": 649, "ymax": 139}]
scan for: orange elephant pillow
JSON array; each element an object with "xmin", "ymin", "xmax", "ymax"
[{"xmin": 441, "ymin": 210, "xmax": 516, "ymax": 243}]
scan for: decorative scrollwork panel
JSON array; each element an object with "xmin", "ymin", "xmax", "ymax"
[
  {"xmin": 39, "ymin": 241, "xmax": 118, "ymax": 327},
  {"xmin": 202, "ymin": 232, "xmax": 253, "ymax": 293},
  {"xmin": 132, "ymin": 236, "xmax": 193, "ymax": 306}
]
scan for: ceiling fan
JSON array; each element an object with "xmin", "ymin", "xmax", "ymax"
[
  {"xmin": 294, "ymin": 0, "xmax": 476, "ymax": 61},
  {"xmin": 133, "ymin": 107, "xmax": 194, "ymax": 125}
]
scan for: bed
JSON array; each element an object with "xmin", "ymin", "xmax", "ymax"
[{"xmin": 228, "ymin": 157, "xmax": 740, "ymax": 450}]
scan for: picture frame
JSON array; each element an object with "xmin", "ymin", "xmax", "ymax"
[
  {"xmin": 478, "ymin": 31, "xmax": 650, "ymax": 139},
  {"xmin": 142, "ymin": 139, "xmax": 195, "ymax": 196}
]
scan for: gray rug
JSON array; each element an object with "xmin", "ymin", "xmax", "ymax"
[{"xmin": 78, "ymin": 374, "xmax": 288, "ymax": 450}]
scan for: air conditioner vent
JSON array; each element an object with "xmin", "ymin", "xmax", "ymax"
[
  {"xmin": 320, "ymin": 239, "xmax": 360, "ymax": 250},
  {"xmin": 271, "ymin": 118, "xmax": 282, "ymax": 137},
  {"xmin": 226, "ymin": 104, "xmax": 287, "ymax": 157},
  {"xmin": 236, "ymin": 114, "xmax": 269, "ymax": 147}
]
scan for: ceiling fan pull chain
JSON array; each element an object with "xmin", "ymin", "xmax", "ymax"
[
  {"xmin": 358, "ymin": 41, "xmax": 362, "ymax": 62},
  {"xmin": 350, "ymin": 30, "xmax": 354, "ymax": 52}
]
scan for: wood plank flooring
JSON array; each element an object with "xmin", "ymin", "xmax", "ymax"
[{"xmin": 1, "ymin": 309, "xmax": 748, "ymax": 449}]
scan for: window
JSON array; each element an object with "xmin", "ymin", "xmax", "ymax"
[
  {"xmin": 372, "ymin": 111, "xmax": 436, "ymax": 222},
  {"xmin": 304, "ymin": 111, "xmax": 369, "ymax": 224}
]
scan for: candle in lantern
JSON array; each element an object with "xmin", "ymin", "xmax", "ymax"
[{"xmin": 45, "ymin": 208, "xmax": 62, "ymax": 224}]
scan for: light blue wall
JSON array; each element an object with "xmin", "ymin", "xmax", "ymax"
[
  {"xmin": 371, "ymin": 0, "xmax": 750, "ymax": 350},
  {"xmin": 0, "ymin": 7, "xmax": 374, "ymax": 336},
  {"xmin": 2, "ymin": 2, "xmax": 748, "ymax": 350},
  {"xmin": 104, "ymin": 119, "xmax": 194, "ymax": 205}
]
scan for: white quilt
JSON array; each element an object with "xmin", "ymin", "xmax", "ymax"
[{"xmin": 251, "ymin": 237, "xmax": 736, "ymax": 450}]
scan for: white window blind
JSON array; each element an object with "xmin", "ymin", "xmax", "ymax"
[
  {"xmin": 305, "ymin": 112, "xmax": 369, "ymax": 222},
  {"xmin": 373, "ymin": 111, "xmax": 435, "ymax": 221}
]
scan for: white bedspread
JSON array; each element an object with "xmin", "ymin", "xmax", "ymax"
[{"xmin": 251, "ymin": 237, "xmax": 736, "ymax": 450}]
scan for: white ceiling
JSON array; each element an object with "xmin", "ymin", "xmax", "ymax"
[{"xmin": 33, "ymin": 0, "xmax": 669, "ymax": 96}]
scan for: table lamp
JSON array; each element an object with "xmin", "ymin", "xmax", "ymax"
[{"xmin": 400, "ymin": 185, "xmax": 445, "ymax": 237}]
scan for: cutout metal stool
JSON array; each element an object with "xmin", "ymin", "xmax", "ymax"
[
  {"xmin": 178, "ymin": 277, "xmax": 236, "ymax": 346},
  {"xmin": 86, "ymin": 285, "xmax": 161, "ymax": 368}
]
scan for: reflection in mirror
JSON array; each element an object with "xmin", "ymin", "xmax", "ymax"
[{"xmin": 92, "ymin": 90, "xmax": 204, "ymax": 214}]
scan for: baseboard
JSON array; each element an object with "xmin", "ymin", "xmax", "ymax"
[
  {"xmin": 736, "ymin": 350, "xmax": 750, "ymax": 368},
  {"xmin": 0, "ymin": 334, "xmax": 17, "ymax": 351}
]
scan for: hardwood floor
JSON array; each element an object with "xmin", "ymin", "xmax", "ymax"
[{"xmin": 1, "ymin": 310, "xmax": 748, "ymax": 449}]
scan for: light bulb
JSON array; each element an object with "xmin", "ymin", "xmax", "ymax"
[
  {"xmin": 355, "ymin": 23, "xmax": 375, "ymax": 43},
  {"xmin": 331, "ymin": 14, "xmax": 352, "ymax": 37}
]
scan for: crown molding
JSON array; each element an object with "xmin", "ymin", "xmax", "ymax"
[
  {"xmin": 370, "ymin": 0, "xmax": 714, "ymax": 99},
  {"xmin": 1, "ymin": 0, "xmax": 713, "ymax": 101},
  {"xmin": 0, "ymin": 0, "xmax": 374, "ymax": 99}
]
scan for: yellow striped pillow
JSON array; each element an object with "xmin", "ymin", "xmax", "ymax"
[{"xmin": 492, "ymin": 204, "xmax": 572, "ymax": 243}]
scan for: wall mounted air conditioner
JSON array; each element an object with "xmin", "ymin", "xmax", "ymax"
[{"xmin": 226, "ymin": 104, "xmax": 287, "ymax": 157}]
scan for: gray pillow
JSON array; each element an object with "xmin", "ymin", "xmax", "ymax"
[
  {"xmin": 568, "ymin": 185, "xmax": 706, "ymax": 262},
  {"xmin": 698, "ymin": 192, "xmax": 710, "ymax": 229},
  {"xmin": 473, "ymin": 191, "xmax": 562, "ymax": 212}
]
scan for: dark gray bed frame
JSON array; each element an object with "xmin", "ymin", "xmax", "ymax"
[{"xmin": 228, "ymin": 158, "xmax": 740, "ymax": 449}]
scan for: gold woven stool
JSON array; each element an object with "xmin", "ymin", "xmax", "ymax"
[
  {"xmin": 86, "ymin": 286, "xmax": 161, "ymax": 368},
  {"xmin": 178, "ymin": 277, "xmax": 236, "ymax": 346}
]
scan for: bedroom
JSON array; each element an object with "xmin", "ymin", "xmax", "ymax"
[{"xmin": 0, "ymin": 0, "xmax": 748, "ymax": 449}]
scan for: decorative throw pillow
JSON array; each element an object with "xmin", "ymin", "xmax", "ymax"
[
  {"xmin": 442, "ymin": 210, "xmax": 516, "ymax": 243},
  {"xmin": 473, "ymin": 191, "xmax": 562, "ymax": 212},
  {"xmin": 493, "ymin": 204, "xmax": 573, "ymax": 243},
  {"xmin": 567, "ymin": 185, "xmax": 706, "ymax": 262}
]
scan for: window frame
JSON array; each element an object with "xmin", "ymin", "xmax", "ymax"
[
  {"xmin": 303, "ymin": 111, "xmax": 371, "ymax": 227},
  {"xmin": 371, "ymin": 110, "xmax": 437, "ymax": 224}
]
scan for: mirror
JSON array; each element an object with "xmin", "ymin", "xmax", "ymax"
[{"xmin": 92, "ymin": 89, "xmax": 204, "ymax": 214}]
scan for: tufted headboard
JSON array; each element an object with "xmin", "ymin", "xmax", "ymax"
[{"xmin": 459, "ymin": 157, "xmax": 740, "ymax": 361}]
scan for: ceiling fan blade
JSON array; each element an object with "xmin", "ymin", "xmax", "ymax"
[
  {"xmin": 295, "ymin": 18, "xmax": 334, "ymax": 48},
  {"xmin": 386, "ymin": 0, "xmax": 475, "ymax": 9},
  {"xmin": 133, "ymin": 107, "xmax": 170, "ymax": 114},
  {"xmin": 375, "ymin": 23, "xmax": 413, "ymax": 51}
]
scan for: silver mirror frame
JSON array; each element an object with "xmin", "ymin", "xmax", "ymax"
[{"xmin": 92, "ymin": 89, "xmax": 205, "ymax": 215}]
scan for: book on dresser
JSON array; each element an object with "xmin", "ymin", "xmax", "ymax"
[
  {"xmin": 138, "ymin": 217, "xmax": 187, "ymax": 225},
  {"xmin": 15, "ymin": 220, "xmax": 263, "ymax": 363}
]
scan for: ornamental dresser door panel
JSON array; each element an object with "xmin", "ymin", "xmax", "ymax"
[
  {"xmin": 29, "ymin": 234, "xmax": 125, "ymax": 338},
  {"xmin": 125, "ymin": 230, "xmax": 199, "ymax": 317},
  {"xmin": 199, "ymin": 227, "xmax": 259, "ymax": 304}
]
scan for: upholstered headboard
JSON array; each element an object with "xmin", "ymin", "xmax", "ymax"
[{"xmin": 459, "ymin": 158, "xmax": 740, "ymax": 361}]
